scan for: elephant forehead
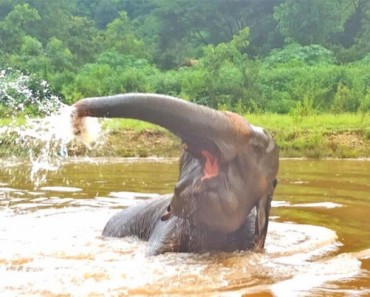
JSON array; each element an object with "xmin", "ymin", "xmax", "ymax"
[{"xmin": 223, "ymin": 111, "xmax": 251, "ymax": 137}]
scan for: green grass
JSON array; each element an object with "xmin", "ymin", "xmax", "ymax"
[
  {"xmin": 245, "ymin": 113, "xmax": 370, "ymax": 132},
  {"xmin": 244, "ymin": 113, "xmax": 370, "ymax": 158},
  {"xmin": 98, "ymin": 113, "xmax": 370, "ymax": 158},
  {"xmin": 99, "ymin": 113, "xmax": 370, "ymax": 133},
  {"xmin": 0, "ymin": 116, "xmax": 27, "ymax": 126}
]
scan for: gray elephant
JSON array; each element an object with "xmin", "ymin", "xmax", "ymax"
[{"xmin": 72, "ymin": 93, "xmax": 279, "ymax": 255}]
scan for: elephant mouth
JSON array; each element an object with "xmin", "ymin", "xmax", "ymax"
[
  {"xmin": 182, "ymin": 141, "xmax": 221, "ymax": 182},
  {"xmin": 162, "ymin": 147, "xmax": 224, "ymax": 223},
  {"xmin": 200, "ymin": 150, "xmax": 219, "ymax": 181}
]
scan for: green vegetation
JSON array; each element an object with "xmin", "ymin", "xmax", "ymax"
[
  {"xmin": 247, "ymin": 113, "xmax": 370, "ymax": 158},
  {"xmin": 1, "ymin": 114, "xmax": 369, "ymax": 158},
  {"xmin": 1, "ymin": 0, "xmax": 370, "ymax": 113},
  {"xmin": 86, "ymin": 114, "xmax": 370, "ymax": 159},
  {"xmin": 0, "ymin": 1, "xmax": 369, "ymax": 158}
]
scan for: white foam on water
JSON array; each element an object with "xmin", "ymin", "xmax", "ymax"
[
  {"xmin": 294, "ymin": 202, "xmax": 343, "ymax": 208},
  {"xmin": 353, "ymin": 248, "xmax": 370, "ymax": 260},
  {"xmin": 270, "ymin": 253, "xmax": 364, "ymax": 297},
  {"xmin": 40, "ymin": 186, "xmax": 82, "ymax": 192},
  {"xmin": 109, "ymin": 191, "xmax": 161, "ymax": 199},
  {"xmin": 0, "ymin": 187, "xmax": 23, "ymax": 192},
  {"xmin": 272, "ymin": 200, "xmax": 343, "ymax": 209}
]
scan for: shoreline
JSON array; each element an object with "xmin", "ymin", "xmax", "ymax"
[
  {"xmin": 1, "ymin": 116, "xmax": 370, "ymax": 159},
  {"xmin": 1, "ymin": 128, "xmax": 370, "ymax": 159},
  {"xmin": 72, "ymin": 128, "xmax": 370, "ymax": 159},
  {"xmin": 1, "ymin": 156, "xmax": 369, "ymax": 163}
]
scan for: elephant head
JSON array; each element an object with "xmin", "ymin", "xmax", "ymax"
[{"xmin": 72, "ymin": 93, "xmax": 279, "ymax": 250}]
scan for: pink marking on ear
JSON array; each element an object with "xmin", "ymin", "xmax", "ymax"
[{"xmin": 201, "ymin": 150, "xmax": 219, "ymax": 181}]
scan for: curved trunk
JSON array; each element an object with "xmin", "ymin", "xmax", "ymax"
[{"xmin": 73, "ymin": 93, "xmax": 242, "ymax": 160}]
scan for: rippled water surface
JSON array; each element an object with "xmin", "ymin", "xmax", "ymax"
[{"xmin": 1, "ymin": 158, "xmax": 369, "ymax": 296}]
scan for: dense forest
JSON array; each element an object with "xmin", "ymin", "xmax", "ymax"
[{"xmin": 1, "ymin": 0, "xmax": 370, "ymax": 116}]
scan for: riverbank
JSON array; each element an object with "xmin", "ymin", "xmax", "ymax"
[{"xmin": 1, "ymin": 114, "xmax": 369, "ymax": 158}]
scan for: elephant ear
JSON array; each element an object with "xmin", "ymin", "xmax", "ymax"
[{"xmin": 248, "ymin": 124, "xmax": 279, "ymax": 181}]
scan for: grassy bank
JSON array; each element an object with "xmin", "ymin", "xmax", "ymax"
[
  {"xmin": 1, "ymin": 114, "xmax": 369, "ymax": 159},
  {"xmin": 247, "ymin": 113, "xmax": 370, "ymax": 158}
]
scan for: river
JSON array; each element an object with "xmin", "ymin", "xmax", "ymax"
[{"xmin": 0, "ymin": 158, "xmax": 369, "ymax": 296}]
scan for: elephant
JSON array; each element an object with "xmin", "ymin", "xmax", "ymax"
[{"xmin": 72, "ymin": 93, "xmax": 279, "ymax": 255}]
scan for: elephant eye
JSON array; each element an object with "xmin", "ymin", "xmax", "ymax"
[{"xmin": 160, "ymin": 205, "xmax": 173, "ymax": 221}]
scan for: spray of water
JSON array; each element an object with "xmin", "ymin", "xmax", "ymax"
[
  {"xmin": 0, "ymin": 68, "xmax": 64, "ymax": 116},
  {"xmin": 0, "ymin": 68, "xmax": 101, "ymax": 188}
]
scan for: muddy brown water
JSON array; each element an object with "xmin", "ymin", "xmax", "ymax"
[{"xmin": 0, "ymin": 158, "xmax": 369, "ymax": 297}]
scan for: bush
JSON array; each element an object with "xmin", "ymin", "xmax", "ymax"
[
  {"xmin": 264, "ymin": 43, "xmax": 337, "ymax": 66},
  {"xmin": 259, "ymin": 61, "xmax": 369, "ymax": 113},
  {"xmin": 66, "ymin": 51, "xmax": 161, "ymax": 102},
  {"xmin": 179, "ymin": 28, "xmax": 263, "ymax": 111},
  {"xmin": 152, "ymin": 70, "xmax": 182, "ymax": 96},
  {"xmin": 358, "ymin": 91, "xmax": 370, "ymax": 115}
]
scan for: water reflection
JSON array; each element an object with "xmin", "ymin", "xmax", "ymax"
[{"xmin": 0, "ymin": 158, "xmax": 369, "ymax": 296}]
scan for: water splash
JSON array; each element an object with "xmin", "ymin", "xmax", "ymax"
[
  {"xmin": 0, "ymin": 68, "xmax": 64, "ymax": 116},
  {"xmin": 24, "ymin": 109, "xmax": 75, "ymax": 187},
  {"xmin": 0, "ymin": 68, "xmax": 101, "ymax": 188},
  {"xmin": 14, "ymin": 111, "xmax": 101, "ymax": 188}
]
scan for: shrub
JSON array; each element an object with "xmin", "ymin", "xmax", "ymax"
[
  {"xmin": 259, "ymin": 61, "xmax": 368, "ymax": 113},
  {"xmin": 264, "ymin": 43, "xmax": 337, "ymax": 66},
  {"xmin": 66, "ymin": 51, "xmax": 160, "ymax": 102}
]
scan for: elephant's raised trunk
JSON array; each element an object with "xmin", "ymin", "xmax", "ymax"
[{"xmin": 73, "ymin": 93, "xmax": 249, "ymax": 161}]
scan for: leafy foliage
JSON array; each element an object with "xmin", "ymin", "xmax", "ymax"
[
  {"xmin": 264, "ymin": 43, "xmax": 337, "ymax": 66},
  {"xmin": 274, "ymin": 0, "xmax": 352, "ymax": 45},
  {"xmin": 0, "ymin": 0, "xmax": 369, "ymax": 115}
]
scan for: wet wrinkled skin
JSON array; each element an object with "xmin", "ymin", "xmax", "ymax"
[
  {"xmin": 103, "ymin": 195, "xmax": 256, "ymax": 255},
  {"xmin": 73, "ymin": 93, "xmax": 279, "ymax": 255}
]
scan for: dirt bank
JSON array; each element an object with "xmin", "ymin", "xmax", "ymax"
[{"xmin": 68, "ymin": 128, "xmax": 370, "ymax": 159}]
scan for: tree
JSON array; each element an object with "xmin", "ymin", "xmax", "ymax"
[
  {"xmin": 331, "ymin": 0, "xmax": 366, "ymax": 48},
  {"xmin": 64, "ymin": 16, "xmax": 100, "ymax": 65},
  {"xmin": 152, "ymin": 0, "xmax": 283, "ymax": 68},
  {"xmin": 12, "ymin": 35, "xmax": 49, "ymax": 75},
  {"xmin": 94, "ymin": 0, "xmax": 119, "ymax": 29},
  {"xmin": 346, "ymin": 0, "xmax": 370, "ymax": 60},
  {"xmin": 23, "ymin": 0, "xmax": 76, "ymax": 44},
  {"xmin": 75, "ymin": 0, "xmax": 99, "ymax": 19},
  {"xmin": 274, "ymin": 0, "xmax": 353, "ymax": 45},
  {"xmin": 45, "ymin": 38, "xmax": 73, "ymax": 72},
  {"xmin": 103, "ymin": 11, "xmax": 149, "ymax": 59},
  {"xmin": 182, "ymin": 28, "xmax": 261, "ymax": 110},
  {"xmin": 0, "ymin": 0, "xmax": 14, "ymax": 19},
  {"xmin": 116, "ymin": 0, "xmax": 156, "ymax": 19},
  {"xmin": 66, "ymin": 51, "xmax": 158, "ymax": 101},
  {"xmin": 0, "ymin": 4, "xmax": 40, "ymax": 53},
  {"xmin": 356, "ymin": 1, "xmax": 370, "ymax": 58},
  {"xmin": 151, "ymin": 0, "xmax": 194, "ymax": 68},
  {"xmin": 21, "ymin": 35, "xmax": 42, "ymax": 56}
]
